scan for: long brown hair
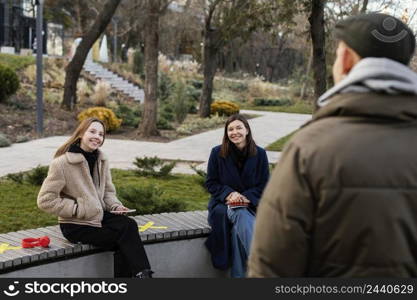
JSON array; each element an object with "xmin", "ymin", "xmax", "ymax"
[
  {"xmin": 220, "ymin": 114, "xmax": 257, "ymax": 158},
  {"xmin": 54, "ymin": 118, "xmax": 106, "ymax": 158}
]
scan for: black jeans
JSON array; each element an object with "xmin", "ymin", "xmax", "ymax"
[{"xmin": 60, "ymin": 212, "xmax": 150, "ymax": 277}]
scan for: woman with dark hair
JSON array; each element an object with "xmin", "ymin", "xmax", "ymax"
[
  {"xmin": 37, "ymin": 118, "xmax": 153, "ymax": 278},
  {"xmin": 205, "ymin": 114, "xmax": 270, "ymax": 277}
]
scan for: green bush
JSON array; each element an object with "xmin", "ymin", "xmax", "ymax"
[
  {"xmin": 157, "ymin": 117, "xmax": 174, "ymax": 130},
  {"xmin": 16, "ymin": 135, "xmax": 30, "ymax": 143},
  {"xmin": 160, "ymin": 105, "xmax": 175, "ymax": 122},
  {"xmin": 170, "ymin": 81, "xmax": 189, "ymax": 124},
  {"xmin": 0, "ymin": 65, "xmax": 20, "ymax": 102},
  {"xmin": 132, "ymin": 50, "xmax": 144, "ymax": 75},
  {"xmin": 26, "ymin": 165, "xmax": 49, "ymax": 186},
  {"xmin": 117, "ymin": 185, "xmax": 186, "ymax": 214},
  {"xmin": 158, "ymin": 72, "xmax": 173, "ymax": 102},
  {"xmin": 190, "ymin": 164, "xmax": 206, "ymax": 189},
  {"xmin": 116, "ymin": 103, "xmax": 141, "ymax": 128},
  {"xmin": 133, "ymin": 156, "xmax": 176, "ymax": 177},
  {"xmin": 253, "ymin": 98, "xmax": 292, "ymax": 106},
  {"xmin": 186, "ymin": 84, "xmax": 201, "ymax": 102},
  {"xmin": 188, "ymin": 79, "xmax": 203, "ymax": 89},
  {"xmin": 6, "ymin": 172, "xmax": 24, "ymax": 184},
  {"xmin": 0, "ymin": 133, "xmax": 11, "ymax": 147}
]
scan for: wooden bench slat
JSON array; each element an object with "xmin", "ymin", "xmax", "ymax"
[{"xmin": 0, "ymin": 210, "xmax": 212, "ymax": 274}]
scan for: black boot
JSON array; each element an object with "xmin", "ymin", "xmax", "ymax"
[{"xmin": 135, "ymin": 269, "xmax": 154, "ymax": 278}]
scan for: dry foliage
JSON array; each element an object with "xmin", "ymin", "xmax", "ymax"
[{"xmin": 91, "ymin": 80, "xmax": 111, "ymax": 106}]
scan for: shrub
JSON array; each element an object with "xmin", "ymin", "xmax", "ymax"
[
  {"xmin": 226, "ymin": 81, "xmax": 248, "ymax": 92},
  {"xmin": 117, "ymin": 185, "xmax": 186, "ymax": 214},
  {"xmin": 132, "ymin": 50, "xmax": 144, "ymax": 75},
  {"xmin": 160, "ymin": 105, "xmax": 175, "ymax": 122},
  {"xmin": 133, "ymin": 156, "xmax": 176, "ymax": 177},
  {"xmin": 26, "ymin": 165, "xmax": 49, "ymax": 186},
  {"xmin": 6, "ymin": 172, "xmax": 24, "ymax": 184},
  {"xmin": 185, "ymin": 84, "xmax": 201, "ymax": 102},
  {"xmin": 77, "ymin": 79, "xmax": 92, "ymax": 105},
  {"xmin": 176, "ymin": 114, "xmax": 226, "ymax": 135},
  {"xmin": 116, "ymin": 103, "xmax": 141, "ymax": 127},
  {"xmin": 170, "ymin": 81, "xmax": 189, "ymax": 124},
  {"xmin": 0, "ymin": 133, "xmax": 11, "ymax": 147},
  {"xmin": 91, "ymin": 80, "xmax": 111, "ymax": 107},
  {"xmin": 157, "ymin": 117, "xmax": 174, "ymax": 130},
  {"xmin": 188, "ymin": 79, "xmax": 203, "ymax": 89},
  {"xmin": 210, "ymin": 100, "xmax": 240, "ymax": 116},
  {"xmin": 16, "ymin": 135, "xmax": 30, "ymax": 143},
  {"xmin": 158, "ymin": 72, "xmax": 173, "ymax": 102},
  {"xmin": 158, "ymin": 53, "xmax": 200, "ymax": 75},
  {"xmin": 253, "ymin": 98, "xmax": 292, "ymax": 106},
  {"xmin": 190, "ymin": 164, "xmax": 206, "ymax": 189},
  {"xmin": 77, "ymin": 107, "xmax": 122, "ymax": 132},
  {"xmin": 0, "ymin": 65, "xmax": 20, "ymax": 102}
]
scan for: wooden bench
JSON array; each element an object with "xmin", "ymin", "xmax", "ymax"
[{"xmin": 0, "ymin": 210, "xmax": 227, "ymax": 278}]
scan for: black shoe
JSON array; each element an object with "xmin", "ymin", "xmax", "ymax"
[{"xmin": 135, "ymin": 269, "xmax": 154, "ymax": 278}]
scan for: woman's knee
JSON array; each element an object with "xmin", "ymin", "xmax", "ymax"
[
  {"xmin": 125, "ymin": 217, "xmax": 138, "ymax": 229},
  {"xmin": 231, "ymin": 209, "xmax": 255, "ymax": 226}
]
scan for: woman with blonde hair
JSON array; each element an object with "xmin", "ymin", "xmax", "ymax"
[{"xmin": 38, "ymin": 118, "xmax": 153, "ymax": 278}]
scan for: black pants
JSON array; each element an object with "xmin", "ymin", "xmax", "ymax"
[{"xmin": 60, "ymin": 212, "xmax": 150, "ymax": 277}]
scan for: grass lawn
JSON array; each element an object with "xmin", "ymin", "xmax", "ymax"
[
  {"xmin": 0, "ymin": 53, "xmax": 35, "ymax": 71},
  {"xmin": 0, "ymin": 169, "xmax": 209, "ymax": 234},
  {"xmin": 266, "ymin": 131, "xmax": 297, "ymax": 151},
  {"xmin": 242, "ymin": 101, "xmax": 314, "ymax": 115}
]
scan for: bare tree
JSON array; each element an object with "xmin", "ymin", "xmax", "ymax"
[
  {"xmin": 309, "ymin": 0, "xmax": 327, "ymax": 102},
  {"xmin": 62, "ymin": 0, "xmax": 122, "ymax": 110},
  {"xmin": 138, "ymin": 0, "xmax": 172, "ymax": 137},
  {"xmin": 199, "ymin": 0, "xmax": 290, "ymax": 117},
  {"xmin": 361, "ymin": 0, "xmax": 369, "ymax": 13}
]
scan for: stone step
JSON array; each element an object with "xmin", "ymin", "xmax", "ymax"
[{"xmin": 83, "ymin": 61, "xmax": 144, "ymax": 103}]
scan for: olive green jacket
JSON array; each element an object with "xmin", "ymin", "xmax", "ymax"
[
  {"xmin": 37, "ymin": 150, "xmax": 123, "ymax": 227},
  {"xmin": 248, "ymin": 93, "xmax": 417, "ymax": 277}
]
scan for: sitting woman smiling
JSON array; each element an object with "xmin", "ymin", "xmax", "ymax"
[
  {"xmin": 205, "ymin": 114, "xmax": 270, "ymax": 277},
  {"xmin": 37, "ymin": 118, "xmax": 153, "ymax": 278}
]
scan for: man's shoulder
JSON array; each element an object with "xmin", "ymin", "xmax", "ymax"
[{"xmin": 288, "ymin": 117, "xmax": 349, "ymax": 153}]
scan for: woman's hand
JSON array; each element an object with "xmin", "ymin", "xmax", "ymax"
[
  {"xmin": 226, "ymin": 192, "xmax": 250, "ymax": 206},
  {"xmin": 110, "ymin": 206, "xmax": 131, "ymax": 215}
]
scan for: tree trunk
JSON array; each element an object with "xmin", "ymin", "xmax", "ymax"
[
  {"xmin": 300, "ymin": 46, "xmax": 313, "ymax": 99},
  {"xmin": 199, "ymin": 28, "xmax": 219, "ymax": 118},
  {"xmin": 62, "ymin": 0, "xmax": 121, "ymax": 110},
  {"xmin": 138, "ymin": 0, "xmax": 160, "ymax": 137},
  {"xmin": 75, "ymin": 0, "xmax": 83, "ymax": 35},
  {"xmin": 361, "ymin": 0, "xmax": 369, "ymax": 13},
  {"xmin": 309, "ymin": 0, "xmax": 327, "ymax": 104}
]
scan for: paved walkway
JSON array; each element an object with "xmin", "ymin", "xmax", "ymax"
[{"xmin": 0, "ymin": 110, "xmax": 311, "ymax": 176}]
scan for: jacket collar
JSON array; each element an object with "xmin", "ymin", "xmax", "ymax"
[
  {"xmin": 65, "ymin": 149, "xmax": 107, "ymax": 164},
  {"xmin": 305, "ymin": 93, "xmax": 417, "ymax": 128},
  {"xmin": 317, "ymin": 58, "xmax": 417, "ymax": 107}
]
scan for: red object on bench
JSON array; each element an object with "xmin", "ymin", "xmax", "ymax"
[{"xmin": 21, "ymin": 236, "xmax": 50, "ymax": 248}]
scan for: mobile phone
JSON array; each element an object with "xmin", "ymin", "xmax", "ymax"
[{"xmin": 110, "ymin": 209, "xmax": 136, "ymax": 214}]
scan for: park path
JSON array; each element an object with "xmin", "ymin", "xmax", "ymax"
[{"xmin": 0, "ymin": 110, "xmax": 311, "ymax": 176}]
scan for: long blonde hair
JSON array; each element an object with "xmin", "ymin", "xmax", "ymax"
[{"xmin": 54, "ymin": 118, "xmax": 106, "ymax": 158}]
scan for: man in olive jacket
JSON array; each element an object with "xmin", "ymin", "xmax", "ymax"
[{"xmin": 248, "ymin": 13, "xmax": 417, "ymax": 277}]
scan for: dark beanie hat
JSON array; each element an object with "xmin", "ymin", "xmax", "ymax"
[{"xmin": 335, "ymin": 13, "xmax": 416, "ymax": 65}]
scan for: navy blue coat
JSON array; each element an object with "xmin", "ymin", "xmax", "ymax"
[{"xmin": 205, "ymin": 145, "xmax": 270, "ymax": 269}]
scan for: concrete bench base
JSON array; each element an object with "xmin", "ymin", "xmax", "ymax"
[{"xmin": 0, "ymin": 237, "xmax": 228, "ymax": 278}]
